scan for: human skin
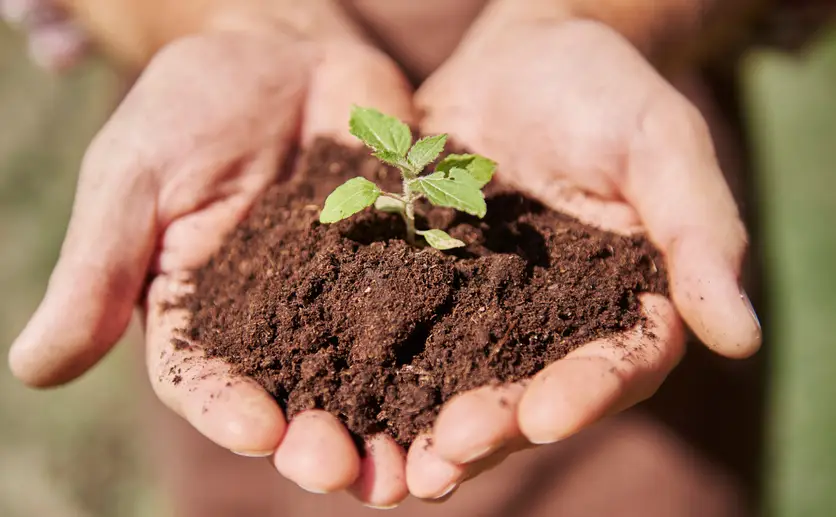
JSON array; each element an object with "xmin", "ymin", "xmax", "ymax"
[{"xmin": 6, "ymin": 0, "xmax": 761, "ymax": 509}]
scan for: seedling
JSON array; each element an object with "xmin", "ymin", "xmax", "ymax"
[{"xmin": 319, "ymin": 106, "xmax": 496, "ymax": 250}]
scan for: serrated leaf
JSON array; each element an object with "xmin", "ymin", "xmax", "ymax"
[
  {"xmin": 436, "ymin": 154, "xmax": 496, "ymax": 188},
  {"xmin": 374, "ymin": 196, "xmax": 406, "ymax": 214},
  {"xmin": 319, "ymin": 177, "xmax": 381, "ymax": 223},
  {"xmin": 417, "ymin": 229, "xmax": 465, "ymax": 250},
  {"xmin": 373, "ymin": 149, "xmax": 406, "ymax": 167},
  {"xmin": 407, "ymin": 134, "xmax": 448, "ymax": 171},
  {"xmin": 349, "ymin": 106, "xmax": 412, "ymax": 158},
  {"xmin": 412, "ymin": 168, "xmax": 487, "ymax": 218}
]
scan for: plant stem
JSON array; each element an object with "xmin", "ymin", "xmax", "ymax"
[{"xmin": 402, "ymin": 179, "xmax": 416, "ymax": 245}]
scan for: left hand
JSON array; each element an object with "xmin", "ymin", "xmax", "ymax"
[{"xmin": 405, "ymin": 18, "xmax": 762, "ymax": 498}]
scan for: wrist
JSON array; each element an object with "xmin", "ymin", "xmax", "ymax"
[
  {"xmin": 205, "ymin": 0, "xmax": 368, "ymax": 45},
  {"xmin": 469, "ymin": 0, "xmax": 761, "ymax": 67},
  {"xmin": 561, "ymin": 0, "xmax": 766, "ymax": 66},
  {"xmin": 64, "ymin": 0, "xmax": 374, "ymax": 72},
  {"xmin": 561, "ymin": 0, "xmax": 714, "ymax": 57}
]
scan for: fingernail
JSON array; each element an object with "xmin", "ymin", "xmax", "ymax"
[
  {"xmin": 297, "ymin": 483, "xmax": 329, "ymax": 495},
  {"xmin": 363, "ymin": 503, "xmax": 399, "ymax": 510},
  {"xmin": 231, "ymin": 449, "xmax": 274, "ymax": 458},
  {"xmin": 461, "ymin": 445, "xmax": 494, "ymax": 463},
  {"xmin": 529, "ymin": 436, "xmax": 556, "ymax": 445},
  {"xmin": 433, "ymin": 481, "xmax": 458, "ymax": 499},
  {"xmin": 740, "ymin": 288, "xmax": 761, "ymax": 332}
]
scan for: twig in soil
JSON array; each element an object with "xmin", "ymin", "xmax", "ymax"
[
  {"xmin": 318, "ymin": 106, "xmax": 498, "ymax": 251},
  {"xmin": 488, "ymin": 318, "xmax": 519, "ymax": 361}
]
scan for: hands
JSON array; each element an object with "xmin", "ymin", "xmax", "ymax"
[{"xmin": 7, "ymin": 12, "xmax": 760, "ymax": 510}]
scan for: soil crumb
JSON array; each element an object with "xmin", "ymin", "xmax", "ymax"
[{"xmin": 175, "ymin": 138, "xmax": 668, "ymax": 447}]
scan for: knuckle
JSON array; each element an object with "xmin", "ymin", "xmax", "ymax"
[
  {"xmin": 627, "ymin": 90, "xmax": 714, "ymax": 187},
  {"xmin": 81, "ymin": 128, "xmax": 119, "ymax": 171},
  {"xmin": 636, "ymin": 91, "xmax": 708, "ymax": 146},
  {"xmin": 78, "ymin": 126, "xmax": 147, "ymax": 188}
]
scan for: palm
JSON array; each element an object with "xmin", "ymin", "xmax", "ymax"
[
  {"xmin": 132, "ymin": 33, "xmax": 307, "ymax": 452},
  {"xmin": 420, "ymin": 22, "xmax": 679, "ymax": 228},
  {"xmin": 403, "ymin": 20, "xmax": 757, "ymax": 496},
  {"xmin": 140, "ymin": 35, "xmax": 418, "ymax": 504}
]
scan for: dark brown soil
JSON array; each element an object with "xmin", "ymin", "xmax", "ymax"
[{"xmin": 175, "ymin": 138, "xmax": 668, "ymax": 448}]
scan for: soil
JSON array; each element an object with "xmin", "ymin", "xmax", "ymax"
[{"xmin": 175, "ymin": 138, "xmax": 669, "ymax": 448}]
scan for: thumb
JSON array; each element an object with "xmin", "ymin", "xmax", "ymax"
[
  {"xmin": 9, "ymin": 136, "xmax": 156, "ymax": 387},
  {"xmin": 624, "ymin": 94, "xmax": 761, "ymax": 359}
]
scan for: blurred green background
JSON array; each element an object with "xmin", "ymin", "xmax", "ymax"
[
  {"xmin": 0, "ymin": 28, "xmax": 163, "ymax": 517},
  {"xmin": 745, "ymin": 27, "xmax": 836, "ymax": 517},
  {"xmin": 0, "ymin": 22, "xmax": 834, "ymax": 517}
]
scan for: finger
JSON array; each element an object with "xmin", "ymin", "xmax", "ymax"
[
  {"xmin": 9, "ymin": 140, "xmax": 156, "ymax": 387},
  {"xmin": 273, "ymin": 410, "xmax": 361, "ymax": 494},
  {"xmin": 9, "ymin": 32, "xmax": 310, "ymax": 387},
  {"xmin": 146, "ymin": 275, "xmax": 285, "ymax": 455},
  {"xmin": 459, "ymin": 436, "xmax": 534, "ymax": 482},
  {"xmin": 432, "ymin": 383, "xmax": 525, "ymax": 464},
  {"xmin": 406, "ymin": 434, "xmax": 465, "ymax": 499},
  {"xmin": 519, "ymin": 294, "xmax": 684, "ymax": 444},
  {"xmin": 624, "ymin": 95, "xmax": 761, "ymax": 358},
  {"xmin": 502, "ymin": 173, "xmax": 643, "ymax": 234},
  {"xmin": 348, "ymin": 434, "xmax": 409, "ymax": 509},
  {"xmin": 302, "ymin": 41, "xmax": 414, "ymax": 145}
]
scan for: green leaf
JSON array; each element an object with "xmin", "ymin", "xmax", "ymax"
[
  {"xmin": 319, "ymin": 177, "xmax": 381, "ymax": 223},
  {"xmin": 349, "ymin": 106, "xmax": 412, "ymax": 158},
  {"xmin": 374, "ymin": 196, "xmax": 406, "ymax": 214},
  {"xmin": 436, "ymin": 154, "xmax": 497, "ymax": 188},
  {"xmin": 412, "ymin": 168, "xmax": 487, "ymax": 218},
  {"xmin": 373, "ymin": 150, "xmax": 406, "ymax": 167},
  {"xmin": 407, "ymin": 134, "xmax": 448, "ymax": 171},
  {"xmin": 418, "ymin": 229, "xmax": 465, "ymax": 250}
]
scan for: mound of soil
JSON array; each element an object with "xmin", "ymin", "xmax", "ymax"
[{"xmin": 175, "ymin": 138, "xmax": 668, "ymax": 447}]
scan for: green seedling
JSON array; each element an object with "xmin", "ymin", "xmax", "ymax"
[{"xmin": 319, "ymin": 106, "xmax": 497, "ymax": 250}]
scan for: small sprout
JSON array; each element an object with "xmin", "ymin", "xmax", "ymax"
[{"xmin": 319, "ymin": 106, "xmax": 497, "ymax": 251}]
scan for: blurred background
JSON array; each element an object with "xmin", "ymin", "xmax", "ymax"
[
  {"xmin": 0, "ymin": 27, "xmax": 166, "ymax": 517},
  {"xmin": 0, "ymin": 16, "xmax": 835, "ymax": 517}
]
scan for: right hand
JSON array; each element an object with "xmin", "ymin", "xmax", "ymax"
[{"xmin": 7, "ymin": 24, "xmax": 416, "ymax": 508}]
